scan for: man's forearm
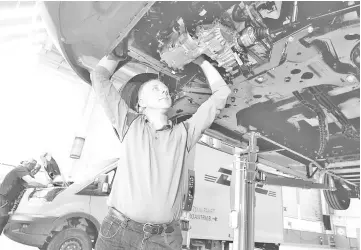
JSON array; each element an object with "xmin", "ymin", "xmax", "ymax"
[
  {"xmin": 97, "ymin": 53, "xmax": 123, "ymax": 76},
  {"xmin": 26, "ymin": 181, "xmax": 47, "ymax": 188},
  {"xmin": 198, "ymin": 60, "xmax": 228, "ymax": 93}
]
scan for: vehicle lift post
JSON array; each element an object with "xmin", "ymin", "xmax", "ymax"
[{"xmin": 230, "ymin": 132, "xmax": 258, "ymax": 250}]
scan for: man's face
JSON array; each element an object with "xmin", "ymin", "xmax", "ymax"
[{"xmin": 138, "ymin": 80, "xmax": 172, "ymax": 110}]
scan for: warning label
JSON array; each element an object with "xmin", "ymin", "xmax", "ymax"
[
  {"xmin": 191, "ymin": 206, "xmax": 215, "ymax": 214},
  {"xmin": 189, "ymin": 213, "xmax": 213, "ymax": 221},
  {"xmin": 188, "ymin": 206, "xmax": 218, "ymax": 222}
]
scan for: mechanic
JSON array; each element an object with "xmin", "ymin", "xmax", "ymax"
[
  {"xmin": 0, "ymin": 159, "xmax": 49, "ymax": 235},
  {"xmin": 91, "ymin": 47, "xmax": 231, "ymax": 250},
  {"xmin": 40, "ymin": 152, "xmax": 61, "ymax": 180}
]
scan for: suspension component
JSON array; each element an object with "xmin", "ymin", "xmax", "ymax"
[
  {"xmin": 293, "ymin": 91, "xmax": 329, "ymax": 157},
  {"xmin": 308, "ymin": 86, "xmax": 360, "ymax": 140}
]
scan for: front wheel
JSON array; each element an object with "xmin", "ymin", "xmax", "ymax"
[{"xmin": 46, "ymin": 228, "xmax": 92, "ymax": 250}]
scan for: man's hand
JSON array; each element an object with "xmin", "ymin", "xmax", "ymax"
[{"xmin": 192, "ymin": 55, "xmax": 206, "ymax": 66}]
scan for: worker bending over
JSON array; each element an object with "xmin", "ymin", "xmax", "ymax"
[
  {"xmin": 91, "ymin": 48, "xmax": 231, "ymax": 250},
  {"xmin": 0, "ymin": 159, "xmax": 50, "ymax": 235}
]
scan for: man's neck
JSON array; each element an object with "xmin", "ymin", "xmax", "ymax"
[{"xmin": 144, "ymin": 108, "xmax": 169, "ymax": 130}]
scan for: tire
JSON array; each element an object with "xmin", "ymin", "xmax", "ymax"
[
  {"xmin": 323, "ymin": 174, "xmax": 351, "ymax": 210},
  {"xmin": 47, "ymin": 228, "xmax": 92, "ymax": 250}
]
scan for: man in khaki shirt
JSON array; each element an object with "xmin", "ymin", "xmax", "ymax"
[{"xmin": 92, "ymin": 50, "xmax": 231, "ymax": 250}]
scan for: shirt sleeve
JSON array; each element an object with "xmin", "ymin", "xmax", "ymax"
[
  {"xmin": 16, "ymin": 167, "xmax": 30, "ymax": 179},
  {"xmin": 91, "ymin": 66, "xmax": 137, "ymax": 141},
  {"xmin": 183, "ymin": 80, "xmax": 231, "ymax": 151}
]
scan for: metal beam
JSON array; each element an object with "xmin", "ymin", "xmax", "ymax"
[
  {"xmin": 327, "ymin": 160, "xmax": 360, "ymax": 168},
  {"xmin": 259, "ymin": 174, "xmax": 332, "ymax": 190},
  {"xmin": 257, "ymin": 158, "xmax": 307, "ymax": 180},
  {"xmin": 257, "ymin": 133, "xmax": 359, "ymax": 187}
]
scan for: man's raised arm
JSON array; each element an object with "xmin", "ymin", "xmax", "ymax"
[
  {"xmin": 183, "ymin": 57, "xmax": 231, "ymax": 150},
  {"xmin": 22, "ymin": 175, "xmax": 48, "ymax": 188},
  {"xmin": 91, "ymin": 53, "xmax": 132, "ymax": 139}
]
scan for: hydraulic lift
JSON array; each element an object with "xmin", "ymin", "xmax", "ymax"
[{"xmin": 228, "ymin": 132, "xmax": 359, "ymax": 250}]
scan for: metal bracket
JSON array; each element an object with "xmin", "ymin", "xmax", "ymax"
[{"xmin": 257, "ymin": 172, "xmax": 332, "ymax": 190}]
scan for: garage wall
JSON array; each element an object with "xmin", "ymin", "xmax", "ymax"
[
  {"xmin": 332, "ymin": 199, "xmax": 360, "ymax": 239},
  {"xmin": 282, "ymin": 187, "xmax": 324, "ymax": 237},
  {"xmin": 0, "ymin": 1, "xmax": 91, "ymax": 177},
  {"xmin": 282, "ymin": 187, "xmax": 323, "ymax": 225},
  {"xmin": 283, "ymin": 186, "xmax": 298, "ymax": 218},
  {"xmin": 299, "ymin": 188, "xmax": 322, "ymax": 221},
  {"xmin": 69, "ymin": 93, "xmax": 123, "ymax": 179}
]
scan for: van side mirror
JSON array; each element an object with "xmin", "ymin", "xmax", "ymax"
[{"xmin": 97, "ymin": 174, "xmax": 109, "ymax": 194}]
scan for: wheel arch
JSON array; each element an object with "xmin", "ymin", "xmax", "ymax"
[{"xmin": 42, "ymin": 212, "xmax": 100, "ymax": 249}]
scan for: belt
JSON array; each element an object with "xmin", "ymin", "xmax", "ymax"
[{"xmin": 109, "ymin": 207, "xmax": 174, "ymax": 235}]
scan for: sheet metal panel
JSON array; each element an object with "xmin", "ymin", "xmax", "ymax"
[
  {"xmin": 282, "ymin": 186, "xmax": 299, "ymax": 219},
  {"xmin": 299, "ymin": 188, "xmax": 322, "ymax": 221}
]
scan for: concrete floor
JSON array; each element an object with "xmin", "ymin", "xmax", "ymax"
[{"xmin": 0, "ymin": 235, "xmax": 36, "ymax": 250}]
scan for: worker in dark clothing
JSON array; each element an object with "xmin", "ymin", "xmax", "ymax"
[
  {"xmin": 91, "ymin": 48, "xmax": 231, "ymax": 250},
  {"xmin": 40, "ymin": 152, "xmax": 61, "ymax": 180},
  {"xmin": 0, "ymin": 159, "xmax": 49, "ymax": 235}
]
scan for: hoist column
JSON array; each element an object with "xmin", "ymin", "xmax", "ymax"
[
  {"xmin": 230, "ymin": 132, "xmax": 258, "ymax": 250},
  {"xmin": 245, "ymin": 132, "xmax": 258, "ymax": 250}
]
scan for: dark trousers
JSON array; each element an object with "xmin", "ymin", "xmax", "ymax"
[
  {"xmin": 0, "ymin": 196, "xmax": 12, "ymax": 235},
  {"xmin": 95, "ymin": 208, "xmax": 183, "ymax": 250}
]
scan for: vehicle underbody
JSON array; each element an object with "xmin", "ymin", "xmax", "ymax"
[{"xmin": 39, "ymin": 1, "xmax": 360, "ymax": 206}]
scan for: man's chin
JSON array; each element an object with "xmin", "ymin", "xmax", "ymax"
[
  {"xmin": 157, "ymin": 104, "xmax": 171, "ymax": 110},
  {"xmin": 159, "ymin": 107, "xmax": 171, "ymax": 113}
]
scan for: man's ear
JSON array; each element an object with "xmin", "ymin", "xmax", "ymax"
[{"xmin": 138, "ymin": 97, "xmax": 145, "ymax": 108}]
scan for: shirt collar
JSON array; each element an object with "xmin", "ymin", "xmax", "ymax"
[{"xmin": 144, "ymin": 116, "xmax": 173, "ymax": 131}]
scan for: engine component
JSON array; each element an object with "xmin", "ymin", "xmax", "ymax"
[
  {"xmin": 159, "ymin": 32, "xmax": 200, "ymax": 70},
  {"xmin": 160, "ymin": 19, "xmax": 271, "ymax": 77},
  {"xmin": 293, "ymin": 91, "xmax": 329, "ymax": 157},
  {"xmin": 238, "ymin": 26, "xmax": 269, "ymax": 47},
  {"xmin": 160, "ymin": 20, "xmax": 243, "ymax": 74},
  {"xmin": 232, "ymin": 2, "xmax": 249, "ymax": 22}
]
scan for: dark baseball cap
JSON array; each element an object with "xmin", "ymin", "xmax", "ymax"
[{"xmin": 120, "ymin": 73, "xmax": 158, "ymax": 111}]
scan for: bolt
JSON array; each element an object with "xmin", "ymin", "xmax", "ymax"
[
  {"xmin": 288, "ymin": 36, "xmax": 294, "ymax": 42},
  {"xmin": 308, "ymin": 26, "xmax": 314, "ymax": 33},
  {"xmin": 256, "ymin": 76, "xmax": 264, "ymax": 83},
  {"xmin": 346, "ymin": 75, "xmax": 356, "ymax": 83},
  {"xmin": 233, "ymin": 88, "xmax": 238, "ymax": 94},
  {"xmin": 231, "ymin": 97, "xmax": 236, "ymax": 102}
]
